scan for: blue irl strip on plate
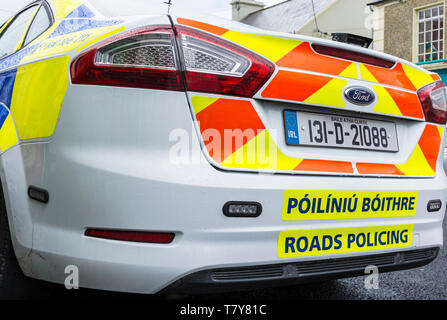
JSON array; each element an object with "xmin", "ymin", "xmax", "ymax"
[{"xmin": 284, "ymin": 110, "xmax": 300, "ymax": 145}]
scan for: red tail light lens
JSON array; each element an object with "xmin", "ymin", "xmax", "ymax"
[
  {"xmin": 71, "ymin": 25, "xmax": 183, "ymax": 91},
  {"xmin": 418, "ymin": 80, "xmax": 447, "ymax": 124},
  {"xmin": 70, "ymin": 25, "xmax": 274, "ymax": 97},
  {"xmin": 312, "ymin": 44, "xmax": 395, "ymax": 68},
  {"xmin": 176, "ymin": 26, "xmax": 275, "ymax": 97},
  {"xmin": 85, "ymin": 229, "xmax": 175, "ymax": 244}
]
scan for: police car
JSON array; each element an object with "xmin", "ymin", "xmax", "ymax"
[{"xmin": 0, "ymin": 0, "xmax": 446, "ymax": 296}]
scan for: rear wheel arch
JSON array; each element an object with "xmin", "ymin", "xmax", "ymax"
[
  {"xmin": 0, "ymin": 175, "xmax": 40, "ymax": 298},
  {"xmin": 0, "ymin": 150, "xmax": 34, "ymax": 261}
]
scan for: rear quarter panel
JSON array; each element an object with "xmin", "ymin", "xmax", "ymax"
[{"xmin": 0, "ymin": 0, "xmax": 168, "ymax": 266}]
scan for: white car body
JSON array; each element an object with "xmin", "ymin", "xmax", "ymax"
[{"xmin": 0, "ymin": 0, "xmax": 445, "ymax": 294}]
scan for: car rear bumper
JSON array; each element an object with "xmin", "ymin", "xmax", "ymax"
[
  {"xmin": 161, "ymin": 247, "xmax": 439, "ymax": 294},
  {"xmin": 19, "ymin": 143, "xmax": 446, "ymax": 293}
]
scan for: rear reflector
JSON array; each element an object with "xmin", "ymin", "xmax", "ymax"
[
  {"xmin": 417, "ymin": 80, "xmax": 447, "ymax": 124},
  {"xmin": 312, "ymin": 44, "xmax": 395, "ymax": 68},
  {"xmin": 85, "ymin": 229, "xmax": 175, "ymax": 244}
]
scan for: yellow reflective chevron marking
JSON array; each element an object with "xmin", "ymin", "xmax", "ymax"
[
  {"xmin": 278, "ymin": 224, "xmax": 413, "ymax": 258},
  {"xmin": 50, "ymin": 0, "xmax": 83, "ymax": 19},
  {"xmin": 359, "ymin": 64, "xmax": 378, "ymax": 83},
  {"xmin": 192, "ymin": 96, "xmax": 440, "ymax": 176},
  {"xmin": 190, "ymin": 96, "xmax": 218, "ymax": 115},
  {"xmin": 11, "ymin": 56, "xmax": 69, "ymax": 140},
  {"xmin": 338, "ymin": 62, "xmax": 358, "ymax": 79},
  {"xmin": 401, "ymin": 64, "xmax": 435, "ymax": 90},
  {"xmin": 222, "ymin": 31, "xmax": 302, "ymax": 62},
  {"xmin": 372, "ymin": 85, "xmax": 402, "ymax": 116},
  {"xmin": 396, "ymin": 145, "xmax": 436, "ymax": 176},
  {"xmin": 304, "ymin": 78, "xmax": 347, "ymax": 108},
  {"xmin": 76, "ymin": 26, "xmax": 126, "ymax": 52},
  {"xmin": 180, "ymin": 19, "xmax": 443, "ymax": 177},
  {"xmin": 0, "ymin": 114, "xmax": 18, "ymax": 152},
  {"xmin": 437, "ymin": 126, "xmax": 444, "ymax": 138},
  {"xmin": 221, "ymin": 129, "xmax": 303, "ymax": 170}
]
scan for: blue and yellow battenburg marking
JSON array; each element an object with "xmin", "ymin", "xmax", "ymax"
[
  {"xmin": 277, "ymin": 224, "xmax": 413, "ymax": 258},
  {"xmin": 0, "ymin": 70, "xmax": 19, "ymax": 152},
  {"xmin": 0, "ymin": 19, "xmax": 123, "ymax": 69},
  {"xmin": 0, "ymin": 108, "xmax": 18, "ymax": 152},
  {"xmin": 11, "ymin": 56, "xmax": 70, "ymax": 140},
  {"xmin": 0, "ymin": 0, "xmax": 126, "ymax": 152},
  {"xmin": 282, "ymin": 190, "xmax": 418, "ymax": 220},
  {"xmin": 50, "ymin": 0, "xmax": 85, "ymax": 20}
]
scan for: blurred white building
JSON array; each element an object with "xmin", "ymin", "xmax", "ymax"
[{"xmin": 232, "ymin": 0, "xmax": 373, "ymax": 47}]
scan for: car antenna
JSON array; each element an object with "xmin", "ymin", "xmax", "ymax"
[{"xmin": 164, "ymin": 0, "xmax": 173, "ymax": 14}]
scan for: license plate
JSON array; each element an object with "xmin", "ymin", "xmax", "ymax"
[{"xmin": 284, "ymin": 110, "xmax": 399, "ymax": 152}]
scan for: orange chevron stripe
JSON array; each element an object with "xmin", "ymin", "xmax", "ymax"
[
  {"xmin": 262, "ymin": 70, "xmax": 332, "ymax": 102},
  {"xmin": 192, "ymin": 96, "xmax": 440, "ymax": 176},
  {"xmin": 385, "ymin": 87, "xmax": 424, "ymax": 119},
  {"xmin": 177, "ymin": 18, "xmax": 229, "ymax": 36},
  {"xmin": 276, "ymin": 42, "xmax": 353, "ymax": 77},
  {"xmin": 364, "ymin": 63, "xmax": 417, "ymax": 91},
  {"xmin": 356, "ymin": 163, "xmax": 404, "ymax": 175},
  {"xmin": 418, "ymin": 124, "xmax": 442, "ymax": 172},
  {"xmin": 195, "ymin": 99, "xmax": 265, "ymax": 163},
  {"xmin": 431, "ymin": 74, "xmax": 441, "ymax": 81},
  {"xmin": 294, "ymin": 159, "xmax": 353, "ymax": 173},
  {"xmin": 356, "ymin": 124, "xmax": 441, "ymax": 176},
  {"xmin": 193, "ymin": 97, "xmax": 355, "ymax": 174}
]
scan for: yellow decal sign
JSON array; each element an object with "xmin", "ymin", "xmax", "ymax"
[
  {"xmin": 282, "ymin": 190, "xmax": 418, "ymax": 220},
  {"xmin": 278, "ymin": 224, "xmax": 413, "ymax": 258}
]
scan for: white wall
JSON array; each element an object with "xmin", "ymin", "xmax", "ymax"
[
  {"xmin": 372, "ymin": 5, "xmax": 385, "ymax": 51},
  {"xmin": 297, "ymin": 0, "xmax": 373, "ymax": 41},
  {"xmin": 232, "ymin": 0, "xmax": 266, "ymax": 21}
]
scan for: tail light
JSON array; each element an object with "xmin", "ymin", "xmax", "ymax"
[
  {"xmin": 177, "ymin": 26, "xmax": 274, "ymax": 97},
  {"xmin": 418, "ymin": 80, "xmax": 447, "ymax": 124},
  {"xmin": 71, "ymin": 25, "xmax": 274, "ymax": 97},
  {"xmin": 71, "ymin": 26, "xmax": 183, "ymax": 91}
]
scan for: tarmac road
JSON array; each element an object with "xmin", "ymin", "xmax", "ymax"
[{"xmin": 41, "ymin": 216, "xmax": 447, "ymax": 300}]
